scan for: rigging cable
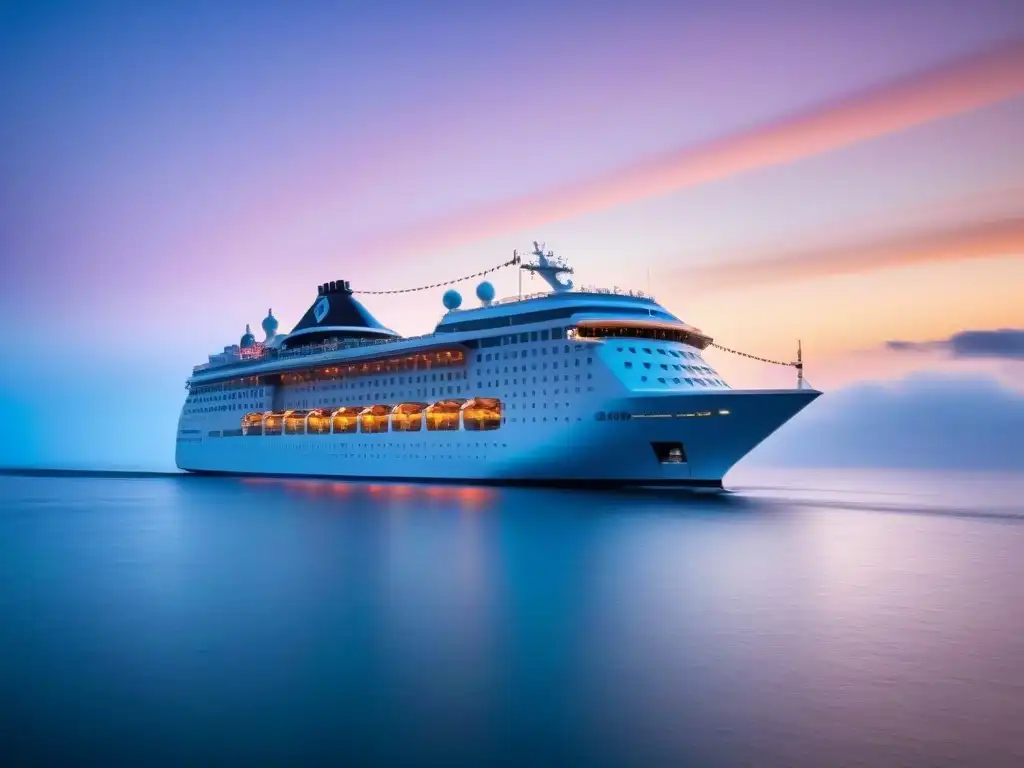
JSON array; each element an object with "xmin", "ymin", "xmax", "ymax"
[
  {"xmin": 351, "ymin": 254, "xmax": 521, "ymax": 295},
  {"xmin": 708, "ymin": 343, "xmax": 798, "ymax": 368},
  {"xmin": 350, "ymin": 253, "xmax": 800, "ymax": 371}
]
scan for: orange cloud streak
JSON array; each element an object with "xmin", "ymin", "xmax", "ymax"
[
  {"xmin": 685, "ymin": 216, "xmax": 1024, "ymax": 289},
  {"xmin": 362, "ymin": 39, "xmax": 1024, "ymax": 255}
]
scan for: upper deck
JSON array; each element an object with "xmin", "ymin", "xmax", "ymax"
[{"xmin": 189, "ymin": 246, "xmax": 713, "ymax": 386}]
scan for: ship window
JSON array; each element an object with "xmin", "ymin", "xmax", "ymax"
[
  {"xmin": 262, "ymin": 412, "xmax": 283, "ymax": 436},
  {"xmin": 331, "ymin": 407, "xmax": 360, "ymax": 434},
  {"xmin": 426, "ymin": 400, "xmax": 463, "ymax": 431},
  {"xmin": 540, "ymin": 330, "xmax": 549, "ymax": 341},
  {"xmin": 307, "ymin": 410, "xmax": 331, "ymax": 435},
  {"xmin": 530, "ymin": 331, "xmax": 539, "ymax": 341},
  {"xmin": 652, "ymin": 442, "xmax": 687, "ymax": 464},
  {"xmin": 462, "ymin": 398, "xmax": 502, "ymax": 431},
  {"xmin": 284, "ymin": 410, "xmax": 310, "ymax": 435},
  {"xmin": 392, "ymin": 403, "xmax": 426, "ymax": 432},
  {"xmin": 359, "ymin": 405, "xmax": 391, "ymax": 433},
  {"xmin": 624, "ymin": 361, "xmax": 633, "ymax": 368},
  {"xmin": 241, "ymin": 412, "xmax": 264, "ymax": 436},
  {"xmin": 520, "ymin": 333, "xmax": 528, "ymax": 342}
]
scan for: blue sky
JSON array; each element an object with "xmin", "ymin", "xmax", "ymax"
[{"xmin": 1, "ymin": 0, "xmax": 1022, "ymax": 470}]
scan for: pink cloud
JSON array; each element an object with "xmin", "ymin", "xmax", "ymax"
[
  {"xmin": 684, "ymin": 215, "xmax": 1024, "ymax": 289},
  {"xmin": 355, "ymin": 39, "xmax": 1024, "ymax": 258}
]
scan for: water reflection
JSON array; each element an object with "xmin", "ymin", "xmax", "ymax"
[
  {"xmin": 2, "ymin": 472, "xmax": 1023, "ymax": 765},
  {"xmin": 240, "ymin": 475, "xmax": 498, "ymax": 511}
]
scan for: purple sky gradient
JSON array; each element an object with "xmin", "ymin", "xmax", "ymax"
[{"xmin": 1, "ymin": 0, "xmax": 1022, "ymax": 468}]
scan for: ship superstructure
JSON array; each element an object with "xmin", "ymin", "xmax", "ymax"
[{"xmin": 176, "ymin": 244, "xmax": 820, "ymax": 487}]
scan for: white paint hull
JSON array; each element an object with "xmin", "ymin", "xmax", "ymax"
[
  {"xmin": 176, "ymin": 390, "xmax": 819, "ymax": 488},
  {"xmin": 179, "ymin": 290, "xmax": 821, "ymax": 489}
]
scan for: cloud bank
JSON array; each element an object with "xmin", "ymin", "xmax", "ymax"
[
  {"xmin": 887, "ymin": 328, "xmax": 1024, "ymax": 360},
  {"xmin": 750, "ymin": 372, "xmax": 1024, "ymax": 470}
]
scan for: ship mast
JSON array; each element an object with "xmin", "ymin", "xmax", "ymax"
[
  {"xmin": 518, "ymin": 241, "xmax": 574, "ymax": 293},
  {"xmin": 796, "ymin": 340, "xmax": 804, "ymax": 390}
]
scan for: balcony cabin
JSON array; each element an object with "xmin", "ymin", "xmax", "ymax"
[
  {"xmin": 283, "ymin": 410, "xmax": 311, "ymax": 435},
  {"xmin": 359, "ymin": 404, "xmax": 391, "ymax": 433},
  {"xmin": 331, "ymin": 407, "xmax": 361, "ymax": 434},
  {"xmin": 570, "ymin": 318, "xmax": 712, "ymax": 349},
  {"xmin": 306, "ymin": 409, "xmax": 331, "ymax": 435},
  {"xmin": 391, "ymin": 402, "xmax": 426, "ymax": 432},
  {"xmin": 426, "ymin": 399, "xmax": 464, "ymax": 431},
  {"xmin": 262, "ymin": 412, "xmax": 283, "ymax": 436},
  {"xmin": 241, "ymin": 412, "xmax": 264, "ymax": 436},
  {"xmin": 195, "ymin": 347, "xmax": 467, "ymax": 391},
  {"xmin": 278, "ymin": 348, "xmax": 466, "ymax": 386},
  {"xmin": 461, "ymin": 398, "xmax": 503, "ymax": 431}
]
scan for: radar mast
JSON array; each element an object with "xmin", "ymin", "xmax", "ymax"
[{"xmin": 518, "ymin": 241, "xmax": 574, "ymax": 294}]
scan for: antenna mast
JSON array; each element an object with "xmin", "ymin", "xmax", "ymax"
[
  {"xmin": 796, "ymin": 340, "xmax": 804, "ymax": 390},
  {"xmin": 516, "ymin": 250, "xmax": 522, "ymax": 300},
  {"xmin": 519, "ymin": 241, "xmax": 574, "ymax": 293}
]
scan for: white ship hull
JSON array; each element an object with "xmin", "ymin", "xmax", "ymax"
[
  {"xmin": 177, "ymin": 390, "xmax": 818, "ymax": 488},
  {"xmin": 177, "ymin": 259, "xmax": 821, "ymax": 489}
]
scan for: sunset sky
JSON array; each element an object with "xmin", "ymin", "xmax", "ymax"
[{"xmin": 1, "ymin": 0, "xmax": 1022, "ymax": 470}]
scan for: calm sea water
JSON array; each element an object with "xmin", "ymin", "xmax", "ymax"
[{"xmin": 2, "ymin": 469, "xmax": 1024, "ymax": 766}]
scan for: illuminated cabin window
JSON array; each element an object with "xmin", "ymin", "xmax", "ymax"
[
  {"xmin": 331, "ymin": 407, "xmax": 361, "ymax": 434},
  {"xmin": 573, "ymin": 323, "xmax": 710, "ymax": 348},
  {"xmin": 426, "ymin": 399, "xmax": 464, "ymax": 431},
  {"xmin": 392, "ymin": 402, "xmax": 426, "ymax": 432},
  {"xmin": 306, "ymin": 409, "xmax": 331, "ymax": 435},
  {"xmin": 262, "ymin": 412, "xmax": 283, "ymax": 436},
  {"xmin": 241, "ymin": 412, "xmax": 265, "ymax": 436},
  {"xmin": 461, "ymin": 398, "xmax": 502, "ymax": 431},
  {"xmin": 284, "ymin": 410, "xmax": 311, "ymax": 435},
  {"xmin": 277, "ymin": 349, "xmax": 467, "ymax": 387},
  {"xmin": 359, "ymin": 404, "xmax": 391, "ymax": 434}
]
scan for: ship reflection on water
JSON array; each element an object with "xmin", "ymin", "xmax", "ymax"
[
  {"xmin": 3, "ymin": 470, "xmax": 1024, "ymax": 765},
  {"xmin": 241, "ymin": 476, "xmax": 497, "ymax": 509}
]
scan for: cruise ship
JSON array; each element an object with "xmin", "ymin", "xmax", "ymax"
[{"xmin": 176, "ymin": 245, "xmax": 820, "ymax": 488}]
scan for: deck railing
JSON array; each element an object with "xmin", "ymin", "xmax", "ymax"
[
  {"xmin": 192, "ymin": 287, "xmax": 659, "ymax": 375},
  {"xmin": 193, "ymin": 332, "xmax": 438, "ymax": 375}
]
